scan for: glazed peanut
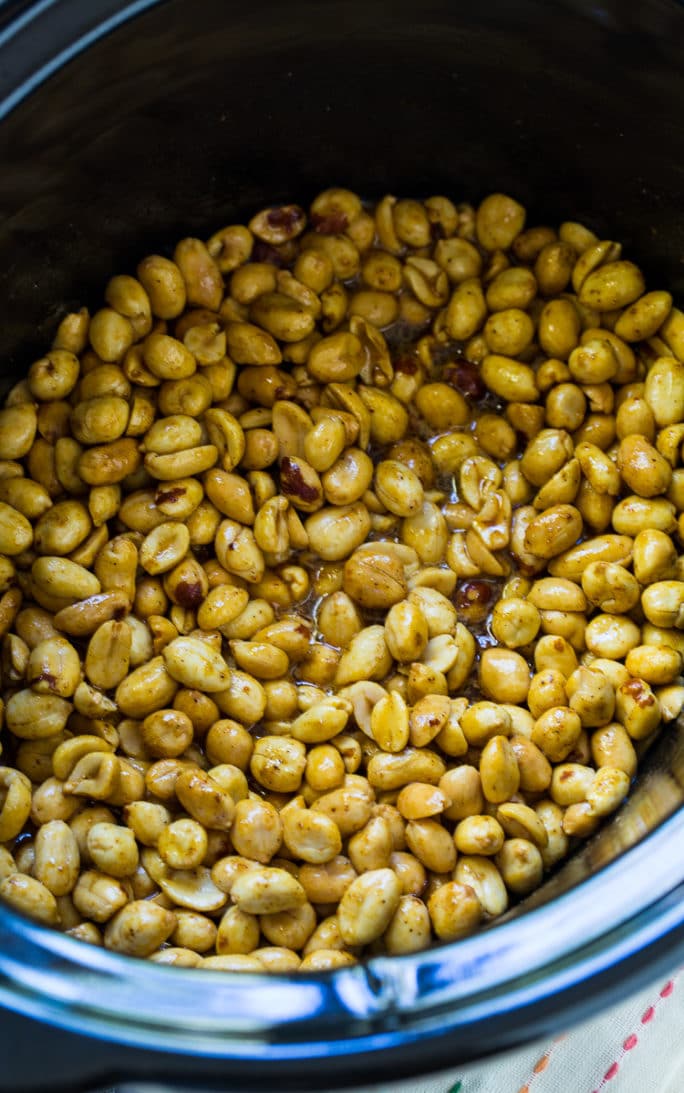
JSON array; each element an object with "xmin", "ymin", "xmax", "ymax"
[{"xmin": 0, "ymin": 188, "xmax": 677, "ymax": 971}]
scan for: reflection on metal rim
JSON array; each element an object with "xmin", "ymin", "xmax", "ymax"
[
  {"xmin": 0, "ymin": 806, "xmax": 682, "ymax": 1057},
  {"xmin": 0, "ymin": 0, "xmax": 164, "ymax": 120}
]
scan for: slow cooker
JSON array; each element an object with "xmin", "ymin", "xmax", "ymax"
[{"xmin": 0, "ymin": 1, "xmax": 683, "ymax": 1089}]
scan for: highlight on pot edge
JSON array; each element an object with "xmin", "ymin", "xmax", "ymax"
[{"xmin": 0, "ymin": 186, "xmax": 682, "ymax": 973}]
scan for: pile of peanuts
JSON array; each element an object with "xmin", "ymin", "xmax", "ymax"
[{"xmin": 0, "ymin": 188, "xmax": 683, "ymax": 974}]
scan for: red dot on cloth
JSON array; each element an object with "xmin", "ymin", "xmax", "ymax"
[
  {"xmin": 623, "ymin": 1034, "xmax": 638, "ymax": 1051},
  {"xmin": 604, "ymin": 1062, "xmax": 620, "ymax": 1081},
  {"xmin": 641, "ymin": 1006, "xmax": 655, "ymax": 1024},
  {"xmin": 533, "ymin": 1055, "xmax": 550, "ymax": 1074},
  {"xmin": 660, "ymin": 981, "xmax": 674, "ymax": 998}
]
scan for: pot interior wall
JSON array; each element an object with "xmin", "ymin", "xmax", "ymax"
[{"xmin": 1, "ymin": 0, "xmax": 683, "ymax": 373}]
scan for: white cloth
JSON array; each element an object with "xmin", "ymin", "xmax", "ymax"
[{"xmin": 351, "ymin": 968, "xmax": 682, "ymax": 1093}]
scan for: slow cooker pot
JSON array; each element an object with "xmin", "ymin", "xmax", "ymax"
[{"xmin": 0, "ymin": 1, "xmax": 683, "ymax": 1089}]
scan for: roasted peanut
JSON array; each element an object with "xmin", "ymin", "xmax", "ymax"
[
  {"xmin": 337, "ymin": 868, "xmax": 401, "ymax": 946},
  {"xmin": 428, "ymin": 881, "xmax": 482, "ymax": 941},
  {"xmin": 0, "ymin": 189, "xmax": 675, "ymax": 969}
]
